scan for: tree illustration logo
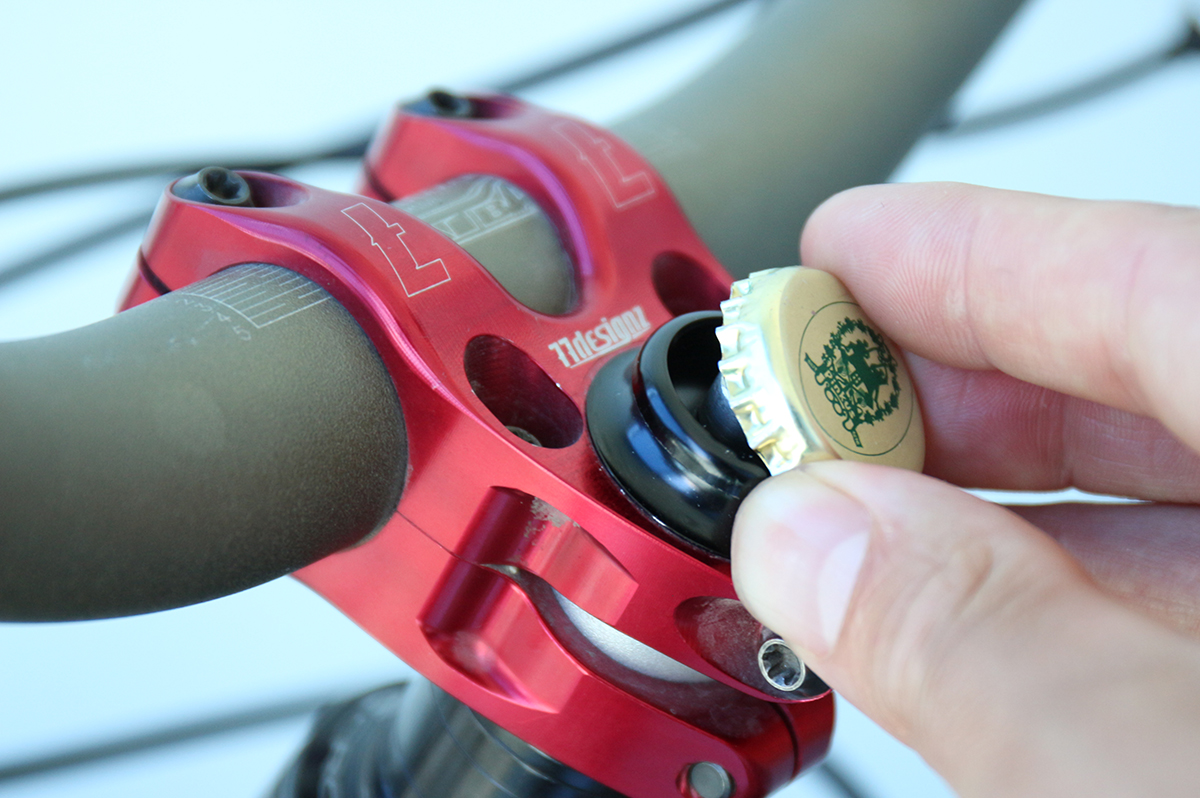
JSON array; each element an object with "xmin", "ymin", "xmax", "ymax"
[{"xmin": 803, "ymin": 317, "xmax": 900, "ymax": 448}]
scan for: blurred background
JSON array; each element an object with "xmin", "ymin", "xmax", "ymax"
[{"xmin": 0, "ymin": 0, "xmax": 1197, "ymax": 796}]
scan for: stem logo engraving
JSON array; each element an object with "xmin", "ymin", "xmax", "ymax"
[
  {"xmin": 176, "ymin": 264, "xmax": 330, "ymax": 340},
  {"xmin": 342, "ymin": 203, "xmax": 450, "ymax": 296},
  {"xmin": 554, "ymin": 121, "xmax": 655, "ymax": 210},
  {"xmin": 804, "ymin": 317, "xmax": 900, "ymax": 447},
  {"xmin": 548, "ymin": 306, "xmax": 651, "ymax": 368}
]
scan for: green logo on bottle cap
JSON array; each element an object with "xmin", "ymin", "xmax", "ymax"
[{"xmin": 799, "ymin": 302, "xmax": 913, "ymax": 457}]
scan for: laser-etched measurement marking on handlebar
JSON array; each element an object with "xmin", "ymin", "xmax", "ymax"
[
  {"xmin": 342, "ymin": 203, "xmax": 451, "ymax": 296},
  {"xmin": 548, "ymin": 306, "xmax": 651, "ymax": 368},
  {"xmin": 397, "ymin": 176, "xmax": 539, "ymax": 246},
  {"xmin": 176, "ymin": 264, "xmax": 330, "ymax": 340}
]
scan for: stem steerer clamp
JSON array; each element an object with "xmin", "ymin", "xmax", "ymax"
[{"xmin": 122, "ymin": 95, "xmax": 835, "ymax": 798}]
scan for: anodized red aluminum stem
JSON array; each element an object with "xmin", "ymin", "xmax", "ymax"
[{"xmin": 121, "ymin": 95, "xmax": 833, "ymax": 798}]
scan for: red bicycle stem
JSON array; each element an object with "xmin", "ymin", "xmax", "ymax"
[{"xmin": 122, "ymin": 96, "xmax": 833, "ymax": 798}]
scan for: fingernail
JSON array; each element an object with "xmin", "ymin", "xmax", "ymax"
[{"xmin": 732, "ymin": 470, "xmax": 872, "ymax": 657}]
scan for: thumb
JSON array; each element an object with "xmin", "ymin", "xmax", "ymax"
[{"xmin": 731, "ymin": 462, "xmax": 1200, "ymax": 797}]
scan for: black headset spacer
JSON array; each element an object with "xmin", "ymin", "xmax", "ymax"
[{"xmin": 586, "ymin": 311, "xmax": 768, "ymax": 557}]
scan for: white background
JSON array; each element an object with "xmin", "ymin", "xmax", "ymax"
[{"xmin": 0, "ymin": 0, "xmax": 1198, "ymax": 796}]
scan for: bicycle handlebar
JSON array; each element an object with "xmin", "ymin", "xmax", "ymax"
[
  {"xmin": 0, "ymin": 0, "xmax": 1025, "ymax": 621},
  {"xmin": 0, "ymin": 265, "xmax": 404, "ymax": 620}
]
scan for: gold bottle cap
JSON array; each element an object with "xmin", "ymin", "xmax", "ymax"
[{"xmin": 716, "ymin": 267, "xmax": 924, "ymax": 474}]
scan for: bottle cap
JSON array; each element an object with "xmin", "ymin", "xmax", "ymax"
[{"xmin": 716, "ymin": 267, "xmax": 924, "ymax": 474}]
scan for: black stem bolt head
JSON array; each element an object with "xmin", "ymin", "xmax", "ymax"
[
  {"xmin": 757, "ymin": 638, "xmax": 806, "ymax": 692},
  {"xmin": 172, "ymin": 166, "xmax": 254, "ymax": 207},
  {"xmin": 406, "ymin": 88, "xmax": 478, "ymax": 119}
]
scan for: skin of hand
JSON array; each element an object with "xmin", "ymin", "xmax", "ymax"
[{"xmin": 730, "ymin": 183, "xmax": 1200, "ymax": 797}]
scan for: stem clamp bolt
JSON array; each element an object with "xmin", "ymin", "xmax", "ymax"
[
  {"xmin": 172, "ymin": 166, "xmax": 254, "ymax": 207},
  {"xmin": 757, "ymin": 638, "xmax": 806, "ymax": 692},
  {"xmin": 685, "ymin": 762, "xmax": 734, "ymax": 798}
]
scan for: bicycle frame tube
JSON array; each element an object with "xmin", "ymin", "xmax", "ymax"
[{"xmin": 616, "ymin": 0, "xmax": 1026, "ymax": 278}]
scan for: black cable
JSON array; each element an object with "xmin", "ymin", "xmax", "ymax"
[
  {"xmin": 0, "ymin": 689, "xmax": 370, "ymax": 783},
  {"xmin": 0, "ymin": 0, "xmax": 761, "ymax": 294},
  {"xmin": 934, "ymin": 16, "xmax": 1200, "ymax": 137},
  {"xmin": 0, "ymin": 209, "xmax": 154, "ymax": 289},
  {"xmin": 818, "ymin": 760, "xmax": 873, "ymax": 798},
  {"xmin": 2, "ymin": 6, "xmax": 1193, "ymax": 205},
  {"xmin": 0, "ymin": 0, "xmax": 759, "ymax": 208},
  {"xmin": 494, "ymin": 0, "xmax": 757, "ymax": 93},
  {"xmin": 0, "ymin": 143, "xmax": 369, "ymax": 207}
]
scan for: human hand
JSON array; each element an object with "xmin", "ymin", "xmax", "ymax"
[{"xmin": 730, "ymin": 183, "xmax": 1200, "ymax": 797}]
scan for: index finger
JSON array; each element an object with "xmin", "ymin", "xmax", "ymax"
[{"xmin": 801, "ymin": 183, "xmax": 1200, "ymax": 453}]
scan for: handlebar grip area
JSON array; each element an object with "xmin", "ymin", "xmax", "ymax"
[{"xmin": 0, "ymin": 264, "xmax": 406, "ymax": 620}]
